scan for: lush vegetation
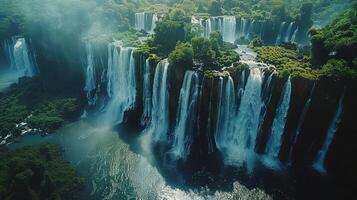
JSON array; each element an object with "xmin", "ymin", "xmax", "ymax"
[
  {"xmin": 255, "ymin": 46, "xmax": 318, "ymax": 79},
  {"xmin": 0, "ymin": 77, "xmax": 82, "ymax": 142},
  {"xmin": 0, "ymin": 144, "xmax": 84, "ymax": 200}
]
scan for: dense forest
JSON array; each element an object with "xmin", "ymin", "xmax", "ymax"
[{"xmin": 0, "ymin": 0, "xmax": 356, "ymax": 199}]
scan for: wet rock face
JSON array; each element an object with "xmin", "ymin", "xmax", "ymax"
[
  {"xmin": 168, "ymin": 63, "xmax": 187, "ymax": 132},
  {"xmin": 190, "ymin": 75, "xmax": 220, "ymax": 161},
  {"xmin": 255, "ymin": 74, "xmax": 285, "ymax": 154},
  {"xmin": 290, "ymin": 77, "xmax": 344, "ymax": 165},
  {"xmin": 326, "ymin": 81, "xmax": 357, "ymax": 187},
  {"xmin": 279, "ymin": 77, "xmax": 315, "ymax": 162}
]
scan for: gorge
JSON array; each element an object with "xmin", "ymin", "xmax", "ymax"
[{"xmin": 0, "ymin": 0, "xmax": 356, "ymax": 200}]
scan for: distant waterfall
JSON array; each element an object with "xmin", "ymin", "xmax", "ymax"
[
  {"xmin": 240, "ymin": 18, "xmax": 248, "ymax": 38},
  {"xmin": 313, "ymin": 94, "xmax": 344, "ymax": 173},
  {"xmin": 150, "ymin": 13, "xmax": 158, "ymax": 34},
  {"xmin": 5, "ymin": 37, "xmax": 37, "ymax": 77},
  {"xmin": 105, "ymin": 43, "xmax": 136, "ymax": 125},
  {"xmin": 265, "ymin": 78, "xmax": 292, "ymax": 158},
  {"xmin": 284, "ymin": 22, "xmax": 294, "ymax": 42},
  {"xmin": 135, "ymin": 12, "xmax": 158, "ymax": 34},
  {"xmin": 202, "ymin": 16, "xmax": 237, "ymax": 43},
  {"xmin": 147, "ymin": 60, "xmax": 169, "ymax": 142},
  {"xmin": 84, "ymin": 42, "xmax": 98, "ymax": 105},
  {"xmin": 215, "ymin": 76, "xmax": 236, "ymax": 152},
  {"xmin": 275, "ymin": 22, "xmax": 286, "ymax": 45},
  {"xmin": 247, "ymin": 20, "xmax": 255, "ymax": 38},
  {"xmin": 288, "ymin": 83, "xmax": 316, "ymax": 162},
  {"xmin": 141, "ymin": 58, "xmax": 152, "ymax": 126},
  {"xmin": 291, "ymin": 27, "xmax": 299, "ymax": 42},
  {"xmin": 171, "ymin": 71, "xmax": 200, "ymax": 160},
  {"xmin": 222, "ymin": 16, "xmax": 237, "ymax": 43}
]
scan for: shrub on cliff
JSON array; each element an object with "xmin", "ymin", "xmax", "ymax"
[{"xmin": 168, "ymin": 42, "xmax": 193, "ymax": 70}]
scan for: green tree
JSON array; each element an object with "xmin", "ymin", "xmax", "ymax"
[
  {"xmin": 168, "ymin": 42, "xmax": 193, "ymax": 70},
  {"xmin": 191, "ymin": 36, "xmax": 215, "ymax": 68},
  {"xmin": 153, "ymin": 19, "xmax": 186, "ymax": 56},
  {"xmin": 209, "ymin": 0, "xmax": 222, "ymax": 16}
]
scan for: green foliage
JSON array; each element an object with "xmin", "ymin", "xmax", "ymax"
[
  {"xmin": 256, "ymin": 46, "xmax": 318, "ymax": 80},
  {"xmin": 0, "ymin": 144, "xmax": 85, "ymax": 199},
  {"xmin": 168, "ymin": 42, "xmax": 193, "ymax": 70},
  {"xmin": 310, "ymin": 6, "xmax": 357, "ymax": 66},
  {"xmin": 0, "ymin": 77, "xmax": 81, "ymax": 140},
  {"xmin": 319, "ymin": 59, "xmax": 357, "ymax": 80},
  {"xmin": 209, "ymin": 1, "xmax": 222, "ymax": 16},
  {"xmin": 191, "ymin": 36, "xmax": 215, "ymax": 68},
  {"xmin": 250, "ymin": 38, "xmax": 264, "ymax": 47},
  {"xmin": 214, "ymin": 47, "xmax": 240, "ymax": 69},
  {"xmin": 209, "ymin": 31, "xmax": 224, "ymax": 51},
  {"xmin": 152, "ymin": 19, "xmax": 186, "ymax": 56}
]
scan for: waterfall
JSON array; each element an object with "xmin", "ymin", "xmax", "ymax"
[
  {"xmin": 135, "ymin": 12, "xmax": 146, "ymax": 31},
  {"xmin": 247, "ymin": 20, "xmax": 255, "ymax": 38},
  {"xmin": 204, "ymin": 18, "xmax": 212, "ymax": 37},
  {"xmin": 240, "ymin": 18, "xmax": 248, "ymax": 38},
  {"xmin": 284, "ymin": 22, "xmax": 294, "ymax": 42},
  {"xmin": 215, "ymin": 76, "xmax": 236, "ymax": 152},
  {"xmin": 275, "ymin": 22, "xmax": 286, "ymax": 45},
  {"xmin": 313, "ymin": 94, "xmax": 344, "ymax": 173},
  {"xmin": 202, "ymin": 16, "xmax": 237, "ymax": 43},
  {"xmin": 147, "ymin": 59, "xmax": 169, "ymax": 143},
  {"xmin": 105, "ymin": 43, "xmax": 136, "ymax": 125},
  {"xmin": 84, "ymin": 42, "xmax": 98, "ymax": 105},
  {"xmin": 265, "ymin": 78, "xmax": 292, "ymax": 158},
  {"xmin": 222, "ymin": 16, "xmax": 236, "ymax": 43},
  {"xmin": 291, "ymin": 27, "xmax": 299, "ymax": 42},
  {"xmin": 288, "ymin": 83, "xmax": 316, "ymax": 162},
  {"xmin": 149, "ymin": 13, "xmax": 158, "ymax": 34},
  {"xmin": 171, "ymin": 71, "xmax": 200, "ymax": 160},
  {"xmin": 141, "ymin": 58, "xmax": 152, "ymax": 126},
  {"xmin": 135, "ymin": 12, "xmax": 157, "ymax": 33},
  {"xmin": 233, "ymin": 67, "xmax": 264, "ymax": 150},
  {"xmin": 5, "ymin": 37, "xmax": 37, "ymax": 77}
]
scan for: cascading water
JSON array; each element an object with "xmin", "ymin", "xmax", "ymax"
[
  {"xmin": 240, "ymin": 18, "xmax": 248, "ymax": 38},
  {"xmin": 84, "ymin": 42, "xmax": 98, "ymax": 105},
  {"xmin": 146, "ymin": 60, "xmax": 169, "ymax": 143},
  {"xmin": 135, "ymin": 12, "xmax": 146, "ymax": 32},
  {"xmin": 135, "ymin": 12, "xmax": 158, "ymax": 34},
  {"xmin": 171, "ymin": 71, "xmax": 200, "ymax": 160},
  {"xmin": 149, "ymin": 13, "xmax": 158, "ymax": 34},
  {"xmin": 233, "ymin": 67, "xmax": 264, "ymax": 150},
  {"xmin": 104, "ymin": 42, "xmax": 136, "ymax": 125},
  {"xmin": 291, "ymin": 27, "xmax": 299, "ymax": 42},
  {"xmin": 247, "ymin": 20, "xmax": 255, "ymax": 38},
  {"xmin": 265, "ymin": 78, "xmax": 292, "ymax": 159},
  {"xmin": 141, "ymin": 58, "xmax": 152, "ymax": 126},
  {"xmin": 275, "ymin": 22, "xmax": 286, "ymax": 45},
  {"xmin": 202, "ymin": 16, "xmax": 237, "ymax": 43},
  {"xmin": 1, "ymin": 37, "xmax": 38, "ymax": 92},
  {"xmin": 215, "ymin": 76, "xmax": 236, "ymax": 152},
  {"xmin": 222, "ymin": 16, "xmax": 237, "ymax": 43},
  {"xmin": 5, "ymin": 37, "xmax": 37, "ymax": 77},
  {"xmin": 313, "ymin": 94, "xmax": 344, "ymax": 173},
  {"xmin": 284, "ymin": 22, "xmax": 294, "ymax": 42}
]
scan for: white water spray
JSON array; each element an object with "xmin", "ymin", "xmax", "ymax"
[
  {"xmin": 171, "ymin": 71, "xmax": 200, "ymax": 160},
  {"xmin": 265, "ymin": 78, "xmax": 292, "ymax": 158}
]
